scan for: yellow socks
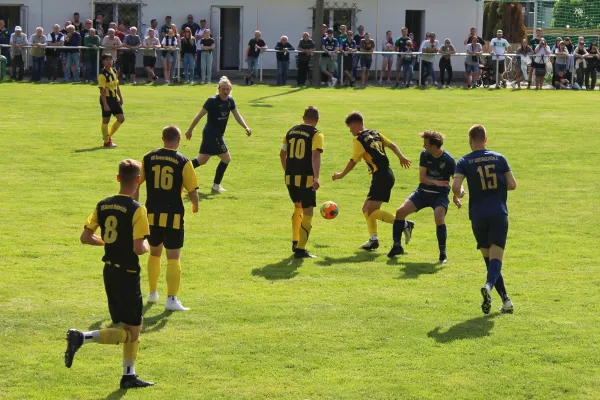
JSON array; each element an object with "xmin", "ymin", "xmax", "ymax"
[
  {"xmin": 99, "ymin": 328, "xmax": 130, "ymax": 345},
  {"xmin": 109, "ymin": 120, "xmax": 122, "ymax": 137},
  {"xmin": 363, "ymin": 211, "xmax": 378, "ymax": 237},
  {"xmin": 297, "ymin": 215, "xmax": 313, "ymax": 250},
  {"xmin": 122, "ymin": 339, "xmax": 139, "ymax": 376},
  {"xmin": 101, "ymin": 124, "xmax": 109, "ymax": 143},
  {"xmin": 147, "ymin": 256, "xmax": 161, "ymax": 293},
  {"xmin": 292, "ymin": 208, "xmax": 303, "ymax": 242},
  {"xmin": 166, "ymin": 260, "xmax": 182, "ymax": 296},
  {"xmin": 370, "ymin": 209, "xmax": 395, "ymax": 224}
]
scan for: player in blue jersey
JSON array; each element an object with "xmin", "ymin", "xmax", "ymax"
[
  {"xmin": 185, "ymin": 76, "xmax": 252, "ymax": 193},
  {"xmin": 387, "ymin": 131, "xmax": 462, "ymax": 263},
  {"xmin": 452, "ymin": 124, "xmax": 517, "ymax": 314}
]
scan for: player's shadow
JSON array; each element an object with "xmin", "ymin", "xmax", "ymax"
[
  {"xmin": 316, "ymin": 251, "xmax": 378, "ymax": 267},
  {"xmin": 252, "ymin": 256, "xmax": 302, "ymax": 280},
  {"xmin": 87, "ymin": 302, "xmax": 170, "ymax": 333},
  {"xmin": 388, "ymin": 260, "xmax": 446, "ymax": 280},
  {"xmin": 73, "ymin": 146, "xmax": 106, "ymax": 153},
  {"xmin": 105, "ymin": 388, "xmax": 128, "ymax": 399},
  {"xmin": 427, "ymin": 314, "xmax": 498, "ymax": 343},
  {"xmin": 249, "ymin": 87, "xmax": 306, "ymax": 107}
]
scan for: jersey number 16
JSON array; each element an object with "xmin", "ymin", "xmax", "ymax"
[{"xmin": 151, "ymin": 165, "xmax": 174, "ymax": 190}]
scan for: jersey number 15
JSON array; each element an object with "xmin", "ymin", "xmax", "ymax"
[{"xmin": 477, "ymin": 165, "xmax": 498, "ymax": 190}]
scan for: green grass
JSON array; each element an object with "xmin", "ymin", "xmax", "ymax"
[{"xmin": 1, "ymin": 82, "xmax": 599, "ymax": 399}]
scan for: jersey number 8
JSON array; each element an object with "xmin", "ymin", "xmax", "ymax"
[
  {"xmin": 151, "ymin": 165, "xmax": 174, "ymax": 190},
  {"xmin": 477, "ymin": 165, "xmax": 498, "ymax": 190},
  {"xmin": 104, "ymin": 216, "xmax": 118, "ymax": 244},
  {"xmin": 288, "ymin": 138, "xmax": 306, "ymax": 159}
]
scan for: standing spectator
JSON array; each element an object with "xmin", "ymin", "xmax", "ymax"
[
  {"xmin": 73, "ymin": 12, "xmax": 82, "ymax": 32},
  {"xmin": 490, "ymin": 29, "xmax": 511, "ymax": 88},
  {"xmin": 81, "ymin": 19, "xmax": 92, "ymax": 40},
  {"xmin": 321, "ymin": 28, "xmax": 339, "ymax": 87},
  {"xmin": 400, "ymin": 40, "xmax": 415, "ymax": 87},
  {"xmin": 101, "ymin": 28, "xmax": 122, "ymax": 68},
  {"xmin": 296, "ymin": 32, "xmax": 315, "ymax": 86},
  {"xmin": 10, "ymin": 26, "xmax": 27, "ymax": 81},
  {"xmin": 553, "ymin": 41, "xmax": 569, "ymax": 83},
  {"xmin": 80, "ymin": 19, "xmax": 93, "ymax": 79},
  {"xmin": 142, "ymin": 28, "xmax": 160, "ymax": 82},
  {"xmin": 83, "ymin": 28, "xmax": 100, "ymax": 82},
  {"xmin": 182, "ymin": 14, "xmax": 200, "ymax": 37},
  {"xmin": 380, "ymin": 30, "xmax": 394, "ymax": 85},
  {"xmin": 463, "ymin": 27, "xmax": 486, "ymax": 87},
  {"xmin": 394, "ymin": 27, "xmax": 410, "ymax": 87},
  {"xmin": 409, "ymin": 33, "xmax": 418, "ymax": 50},
  {"xmin": 122, "ymin": 27, "xmax": 141, "ymax": 84},
  {"xmin": 465, "ymin": 36, "xmax": 482, "ymax": 89},
  {"xmin": 115, "ymin": 24, "xmax": 126, "ymax": 42},
  {"xmin": 161, "ymin": 28, "xmax": 178, "ymax": 83},
  {"xmin": 573, "ymin": 37, "xmax": 588, "ymax": 89},
  {"xmin": 335, "ymin": 25, "xmax": 348, "ymax": 80},
  {"xmin": 513, "ymin": 39, "xmax": 533, "ymax": 89},
  {"xmin": 533, "ymin": 38, "xmax": 550, "ymax": 90},
  {"xmin": 94, "ymin": 15, "xmax": 105, "ymax": 38},
  {"xmin": 420, "ymin": 31, "xmax": 439, "ymax": 86},
  {"xmin": 29, "ymin": 27, "xmax": 47, "ymax": 82},
  {"xmin": 169, "ymin": 23, "xmax": 182, "ymax": 81},
  {"xmin": 60, "ymin": 21, "xmax": 72, "ymax": 76},
  {"xmin": 199, "ymin": 29, "xmax": 215, "ymax": 84},
  {"xmin": 244, "ymin": 30, "xmax": 267, "ymax": 85},
  {"xmin": 275, "ymin": 35, "xmax": 295, "ymax": 85},
  {"xmin": 63, "ymin": 25, "xmax": 81, "ymax": 82},
  {"xmin": 46, "ymin": 24, "xmax": 64, "ymax": 82},
  {"xmin": 180, "ymin": 27, "xmax": 196, "ymax": 83},
  {"xmin": 550, "ymin": 37, "xmax": 563, "ymax": 85},
  {"xmin": 563, "ymin": 37, "xmax": 574, "ymax": 53},
  {"xmin": 0, "ymin": 19, "xmax": 10, "ymax": 65},
  {"xmin": 586, "ymin": 40, "xmax": 599, "ymax": 90},
  {"xmin": 359, "ymin": 32, "xmax": 375, "ymax": 87},
  {"xmin": 194, "ymin": 18, "xmax": 209, "ymax": 79},
  {"xmin": 527, "ymin": 27, "xmax": 543, "ymax": 88},
  {"xmin": 160, "ymin": 16, "xmax": 172, "ymax": 39},
  {"xmin": 341, "ymin": 30, "xmax": 356, "ymax": 86},
  {"xmin": 145, "ymin": 19, "xmax": 158, "ymax": 38},
  {"xmin": 438, "ymin": 38, "xmax": 455, "ymax": 88},
  {"xmin": 352, "ymin": 25, "xmax": 365, "ymax": 80}
]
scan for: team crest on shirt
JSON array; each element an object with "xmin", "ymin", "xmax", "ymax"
[
  {"xmin": 221, "ymin": 112, "xmax": 228, "ymax": 117},
  {"xmin": 440, "ymin": 162, "xmax": 446, "ymax": 170}
]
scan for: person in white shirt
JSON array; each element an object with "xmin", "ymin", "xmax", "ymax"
[
  {"xmin": 489, "ymin": 29, "xmax": 511, "ymax": 88},
  {"xmin": 194, "ymin": 19, "xmax": 208, "ymax": 78},
  {"xmin": 419, "ymin": 31, "xmax": 439, "ymax": 86},
  {"xmin": 161, "ymin": 28, "xmax": 178, "ymax": 83},
  {"xmin": 533, "ymin": 38, "xmax": 551, "ymax": 89}
]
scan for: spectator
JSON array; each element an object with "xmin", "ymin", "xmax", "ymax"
[
  {"xmin": 80, "ymin": 19, "xmax": 93, "ymax": 80},
  {"xmin": 73, "ymin": 12, "xmax": 82, "ymax": 32},
  {"xmin": 585, "ymin": 40, "xmax": 599, "ymax": 90},
  {"xmin": 564, "ymin": 37, "xmax": 574, "ymax": 53},
  {"xmin": 61, "ymin": 21, "xmax": 70, "ymax": 35},
  {"xmin": 549, "ymin": 37, "xmax": 563, "ymax": 84},
  {"xmin": 352, "ymin": 25, "xmax": 365, "ymax": 80},
  {"xmin": 341, "ymin": 29, "xmax": 356, "ymax": 86},
  {"xmin": 94, "ymin": 15, "xmax": 105, "ymax": 38},
  {"xmin": 420, "ymin": 31, "xmax": 439, "ymax": 87},
  {"xmin": 101, "ymin": 28, "xmax": 122, "ymax": 68},
  {"xmin": 335, "ymin": 25, "xmax": 348, "ymax": 80},
  {"xmin": 145, "ymin": 19, "xmax": 158, "ymax": 38},
  {"xmin": 29, "ymin": 27, "xmax": 47, "ymax": 82},
  {"xmin": 573, "ymin": 37, "xmax": 588, "ymax": 89},
  {"xmin": 321, "ymin": 28, "xmax": 339, "ymax": 87},
  {"xmin": 490, "ymin": 29, "xmax": 511, "ymax": 88},
  {"xmin": 465, "ymin": 35, "xmax": 482, "ymax": 89},
  {"xmin": 46, "ymin": 24, "xmax": 64, "ymax": 82},
  {"xmin": 194, "ymin": 18, "xmax": 209, "ymax": 79},
  {"xmin": 359, "ymin": 32, "xmax": 375, "ymax": 87},
  {"xmin": 514, "ymin": 39, "xmax": 533, "ymax": 89},
  {"xmin": 244, "ymin": 30, "xmax": 267, "ymax": 85},
  {"xmin": 161, "ymin": 28, "xmax": 178, "ymax": 83},
  {"xmin": 275, "ymin": 35, "xmax": 295, "ymax": 85},
  {"xmin": 439, "ymin": 38, "xmax": 455, "ymax": 88},
  {"xmin": 409, "ymin": 33, "xmax": 417, "ymax": 50},
  {"xmin": 394, "ymin": 27, "xmax": 410, "ymax": 87},
  {"xmin": 528, "ymin": 27, "xmax": 543, "ymax": 88},
  {"xmin": 400, "ymin": 40, "xmax": 415, "ymax": 87},
  {"xmin": 63, "ymin": 25, "xmax": 81, "ymax": 82},
  {"xmin": 160, "ymin": 16, "xmax": 172, "ymax": 39},
  {"xmin": 81, "ymin": 19, "xmax": 92, "ymax": 39},
  {"xmin": 533, "ymin": 38, "xmax": 550, "ymax": 90},
  {"xmin": 182, "ymin": 14, "xmax": 200, "ymax": 37},
  {"xmin": 553, "ymin": 40, "xmax": 569, "ymax": 84},
  {"xmin": 199, "ymin": 29, "xmax": 215, "ymax": 84},
  {"xmin": 0, "ymin": 19, "xmax": 10, "ymax": 64},
  {"xmin": 463, "ymin": 27, "xmax": 485, "ymax": 86},
  {"xmin": 9, "ymin": 26, "xmax": 27, "ymax": 81},
  {"xmin": 554, "ymin": 69, "xmax": 570, "ymax": 90},
  {"xmin": 180, "ymin": 27, "xmax": 196, "ymax": 83},
  {"xmin": 121, "ymin": 26, "xmax": 141, "ymax": 84},
  {"xmin": 380, "ymin": 30, "xmax": 394, "ymax": 85},
  {"xmin": 296, "ymin": 31, "xmax": 315, "ymax": 86},
  {"xmin": 142, "ymin": 28, "xmax": 160, "ymax": 82},
  {"xmin": 83, "ymin": 27, "xmax": 100, "ymax": 82},
  {"xmin": 563, "ymin": 37, "xmax": 575, "ymax": 83},
  {"xmin": 321, "ymin": 24, "xmax": 327, "ymax": 39},
  {"xmin": 116, "ymin": 24, "xmax": 126, "ymax": 41}
]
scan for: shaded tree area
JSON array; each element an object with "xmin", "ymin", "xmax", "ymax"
[
  {"xmin": 552, "ymin": 0, "xmax": 600, "ymax": 29},
  {"xmin": 483, "ymin": 1, "xmax": 526, "ymax": 42}
]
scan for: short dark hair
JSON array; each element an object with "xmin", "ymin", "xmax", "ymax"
[
  {"xmin": 469, "ymin": 125, "xmax": 487, "ymax": 142},
  {"xmin": 101, "ymin": 54, "xmax": 113, "ymax": 62},
  {"xmin": 118, "ymin": 159, "xmax": 141, "ymax": 184},
  {"xmin": 166, "ymin": 15, "xmax": 172, "ymax": 19},
  {"xmin": 345, "ymin": 111, "xmax": 363, "ymax": 125},
  {"xmin": 162, "ymin": 125, "xmax": 181, "ymax": 142},
  {"xmin": 150, "ymin": 19, "xmax": 157, "ymax": 24},
  {"xmin": 420, "ymin": 131, "xmax": 444, "ymax": 148},
  {"xmin": 74, "ymin": 12, "xmax": 80, "ymax": 16},
  {"xmin": 303, "ymin": 106, "xmax": 319, "ymax": 121}
]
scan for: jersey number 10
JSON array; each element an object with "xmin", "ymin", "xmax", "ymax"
[
  {"xmin": 288, "ymin": 138, "xmax": 306, "ymax": 159},
  {"xmin": 477, "ymin": 165, "xmax": 498, "ymax": 190},
  {"xmin": 151, "ymin": 165, "xmax": 174, "ymax": 190}
]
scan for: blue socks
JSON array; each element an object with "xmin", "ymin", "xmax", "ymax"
[
  {"xmin": 392, "ymin": 220, "xmax": 405, "ymax": 245},
  {"xmin": 436, "ymin": 224, "xmax": 447, "ymax": 257},
  {"xmin": 484, "ymin": 257, "xmax": 508, "ymax": 300},
  {"xmin": 487, "ymin": 259, "xmax": 502, "ymax": 287},
  {"xmin": 214, "ymin": 162, "xmax": 229, "ymax": 185},
  {"xmin": 192, "ymin": 158, "xmax": 200, "ymax": 169}
]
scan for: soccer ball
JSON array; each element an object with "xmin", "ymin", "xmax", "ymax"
[{"xmin": 320, "ymin": 201, "xmax": 339, "ymax": 220}]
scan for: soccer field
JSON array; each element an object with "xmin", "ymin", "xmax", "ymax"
[{"xmin": 1, "ymin": 83, "xmax": 599, "ymax": 399}]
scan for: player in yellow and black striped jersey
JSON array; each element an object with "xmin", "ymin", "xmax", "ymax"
[
  {"xmin": 139, "ymin": 126, "xmax": 199, "ymax": 311},
  {"xmin": 332, "ymin": 111, "xmax": 412, "ymax": 251},
  {"xmin": 280, "ymin": 106, "xmax": 323, "ymax": 259},
  {"xmin": 98, "ymin": 54, "xmax": 125, "ymax": 148},
  {"xmin": 64, "ymin": 159, "xmax": 155, "ymax": 389}
]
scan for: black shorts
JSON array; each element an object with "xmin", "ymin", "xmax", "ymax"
[
  {"xmin": 531, "ymin": 60, "xmax": 542, "ymax": 69},
  {"xmin": 148, "ymin": 225, "xmax": 185, "ymax": 249},
  {"xmin": 535, "ymin": 68, "xmax": 546, "ymax": 77},
  {"xmin": 343, "ymin": 56, "xmax": 353, "ymax": 71},
  {"xmin": 200, "ymin": 135, "xmax": 228, "ymax": 155},
  {"xmin": 471, "ymin": 215, "xmax": 509, "ymax": 250},
  {"xmin": 103, "ymin": 263, "xmax": 142, "ymax": 326},
  {"xmin": 287, "ymin": 185, "xmax": 316, "ymax": 208},
  {"xmin": 100, "ymin": 97, "xmax": 123, "ymax": 119},
  {"xmin": 367, "ymin": 168, "xmax": 395, "ymax": 202},
  {"xmin": 143, "ymin": 56, "xmax": 156, "ymax": 68},
  {"xmin": 408, "ymin": 189, "xmax": 449, "ymax": 212},
  {"xmin": 496, "ymin": 59, "xmax": 505, "ymax": 74}
]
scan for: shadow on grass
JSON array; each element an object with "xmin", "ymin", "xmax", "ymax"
[
  {"xmin": 105, "ymin": 388, "xmax": 128, "ymax": 399},
  {"xmin": 316, "ymin": 250, "xmax": 378, "ymax": 267},
  {"xmin": 252, "ymin": 256, "xmax": 303, "ymax": 280},
  {"xmin": 87, "ymin": 302, "xmax": 170, "ymax": 333},
  {"xmin": 387, "ymin": 260, "xmax": 446, "ymax": 280},
  {"xmin": 73, "ymin": 146, "xmax": 106, "ymax": 153},
  {"xmin": 249, "ymin": 87, "xmax": 306, "ymax": 107},
  {"xmin": 427, "ymin": 314, "xmax": 498, "ymax": 343}
]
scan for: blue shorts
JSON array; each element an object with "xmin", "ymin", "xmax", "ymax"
[
  {"xmin": 471, "ymin": 215, "xmax": 508, "ymax": 250},
  {"xmin": 407, "ymin": 189, "xmax": 449, "ymax": 212},
  {"xmin": 465, "ymin": 63, "xmax": 479, "ymax": 73},
  {"xmin": 361, "ymin": 59, "xmax": 373, "ymax": 70},
  {"xmin": 247, "ymin": 57, "xmax": 259, "ymax": 73},
  {"xmin": 200, "ymin": 135, "xmax": 228, "ymax": 155},
  {"xmin": 163, "ymin": 52, "xmax": 174, "ymax": 62}
]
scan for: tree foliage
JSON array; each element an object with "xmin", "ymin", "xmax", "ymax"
[
  {"xmin": 553, "ymin": 0, "xmax": 600, "ymax": 29},
  {"xmin": 483, "ymin": 1, "xmax": 526, "ymax": 42}
]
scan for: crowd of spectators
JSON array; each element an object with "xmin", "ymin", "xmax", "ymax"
[{"xmin": 2, "ymin": 14, "xmax": 600, "ymax": 90}]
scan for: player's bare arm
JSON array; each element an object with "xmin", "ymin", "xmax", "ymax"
[
  {"xmin": 231, "ymin": 109, "xmax": 252, "ymax": 136},
  {"xmin": 505, "ymin": 171, "xmax": 517, "ymax": 190},
  {"xmin": 100, "ymin": 87, "xmax": 110, "ymax": 111},
  {"xmin": 386, "ymin": 142, "xmax": 411, "ymax": 168},
  {"xmin": 280, "ymin": 149, "xmax": 287, "ymax": 170},
  {"xmin": 80, "ymin": 228, "xmax": 105, "ymax": 246},
  {"xmin": 185, "ymin": 108, "xmax": 208, "ymax": 139},
  {"xmin": 133, "ymin": 238, "xmax": 149, "ymax": 255},
  {"xmin": 188, "ymin": 190, "xmax": 199, "ymax": 213},
  {"xmin": 451, "ymin": 173, "xmax": 466, "ymax": 208},
  {"xmin": 332, "ymin": 160, "xmax": 357, "ymax": 181},
  {"xmin": 312, "ymin": 150, "xmax": 321, "ymax": 191},
  {"xmin": 116, "ymin": 86, "xmax": 123, "ymax": 105}
]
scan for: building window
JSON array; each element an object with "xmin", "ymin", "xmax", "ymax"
[
  {"xmin": 311, "ymin": 4, "xmax": 359, "ymax": 32},
  {"xmin": 95, "ymin": 2, "xmax": 142, "ymax": 30}
]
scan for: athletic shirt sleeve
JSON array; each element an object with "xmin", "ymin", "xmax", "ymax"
[
  {"xmin": 202, "ymin": 96, "xmax": 213, "ymax": 112},
  {"xmin": 85, "ymin": 207, "xmax": 100, "ymax": 231},
  {"xmin": 312, "ymin": 132, "xmax": 324, "ymax": 152},
  {"xmin": 132, "ymin": 206, "xmax": 150, "ymax": 240},
  {"xmin": 350, "ymin": 139, "xmax": 365, "ymax": 162},
  {"xmin": 419, "ymin": 151, "xmax": 428, "ymax": 167},
  {"xmin": 182, "ymin": 161, "xmax": 199, "ymax": 192},
  {"xmin": 380, "ymin": 134, "xmax": 392, "ymax": 148},
  {"xmin": 455, "ymin": 157, "xmax": 466, "ymax": 176},
  {"xmin": 229, "ymin": 97, "xmax": 237, "ymax": 110}
]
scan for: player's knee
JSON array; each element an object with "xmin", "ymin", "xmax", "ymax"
[{"xmin": 117, "ymin": 115, "xmax": 125, "ymax": 124}]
